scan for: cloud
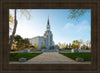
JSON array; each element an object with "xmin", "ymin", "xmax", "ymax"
[{"xmin": 62, "ymin": 20, "xmax": 91, "ymax": 41}]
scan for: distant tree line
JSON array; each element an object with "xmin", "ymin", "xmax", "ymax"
[
  {"xmin": 9, "ymin": 35, "xmax": 91, "ymax": 51},
  {"xmin": 58, "ymin": 39, "xmax": 91, "ymax": 50}
]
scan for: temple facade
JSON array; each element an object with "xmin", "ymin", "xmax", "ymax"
[{"xmin": 29, "ymin": 16, "xmax": 55, "ymax": 49}]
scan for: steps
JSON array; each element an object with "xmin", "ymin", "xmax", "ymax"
[{"xmin": 42, "ymin": 49, "xmax": 59, "ymax": 52}]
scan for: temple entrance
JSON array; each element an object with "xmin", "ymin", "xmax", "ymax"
[
  {"xmin": 49, "ymin": 46, "xmax": 54, "ymax": 50},
  {"xmin": 42, "ymin": 46, "xmax": 59, "ymax": 52}
]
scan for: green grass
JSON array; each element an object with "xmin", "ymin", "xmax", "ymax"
[
  {"xmin": 9, "ymin": 53, "xmax": 42, "ymax": 61},
  {"xmin": 60, "ymin": 53, "xmax": 91, "ymax": 61}
]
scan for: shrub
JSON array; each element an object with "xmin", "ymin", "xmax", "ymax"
[
  {"xmin": 64, "ymin": 48, "xmax": 72, "ymax": 50},
  {"xmin": 41, "ymin": 46, "xmax": 46, "ymax": 49},
  {"xmin": 10, "ymin": 53, "xmax": 18, "ymax": 57}
]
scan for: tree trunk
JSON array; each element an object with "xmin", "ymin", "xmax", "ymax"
[{"xmin": 9, "ymin": 9, "xmax": 17, "ymax": 51}]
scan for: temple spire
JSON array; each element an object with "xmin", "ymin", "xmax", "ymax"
[
  {"xmin": 48, "ymin": 16, "xmax": 49, "ymax": 25},
  {"xmin": 47, "ymin": 16, "xmax": 50, "ymax": 31}
]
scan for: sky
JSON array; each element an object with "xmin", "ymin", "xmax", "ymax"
[{"xmin": 9, "ymin": 9, "xmax": 91, "ymax": 44}]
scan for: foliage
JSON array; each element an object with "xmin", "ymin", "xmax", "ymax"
[
  {"xmin": 9, "ymin": 9, "xmax": 31, "ymax": 51},
  {"xmin": 20, "ymin": 9, "xmax": 31, "ymax": 20},
  {"xmin": 60, "ymin": 53, "xmax": 91, "ymax": 61},
  {"xmin": 9, "ymin": 9, "xmax": 17, "ymax": 51},
  {"xmin": 9, "ymin": 53, "xmax": 41, "ymax": 61},
  {"xmin": 58, "ymin": 43, "xmax": 67, "ymax": 49},
  {"xmin": 81, "ymin": 44, "xmax": 88, "ymax": 50},
  {"xmin": 11, "ymin": 46, "xmax": 17, "ymax": 51},
  {"xmin": 23, "ymin": 38, "xmax": 30, "ymax": 48},
  {"xmin": 10, "ymin": 35, "xmax": 31, "ymax": 50},
  {"xmin": 41, "ymin": 46, "xmax": 46, "ymax": 49},
  {"xmin": 68, "ymin": 9, "xmax": 87, "ymax": 20},
  {"xmin": 29, "ymin": 45, "xmax": 36, "ymax": 50},
  {"xmin": 86, "ymin": 40, "xmax": 91, "ymax": 49},
  {"xmin": 9, "ymin": 13, "xmax": 14, "ymax": 31},
  {"xmin": 57, "ymin": 39, "xmax": 91, "ymax": 50},
  {"xmin": 9, "ymin": 13, "xmax": 14, "ymax": 24},
  {"xmin": 14, "ymin": 35, "xmax": 23, "ymax": 42},
  {"xmin": 72, "ymin": 40, "xmax": 81, "ymax": 49},
  {"xmin": 64, "ymin": 48, "xmax": 72, "ymax": 50},
  {"xmin": 16, "ymin": 39, "xmax": 30, "ymax": 50},
  {"xmin": 34, "ymin": 43, "xmax": 38, "ymax": 49}
]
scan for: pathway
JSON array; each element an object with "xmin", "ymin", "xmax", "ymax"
[{"xmin": 9, "ymin": 52, "xmax": 91, "ymax": 64}]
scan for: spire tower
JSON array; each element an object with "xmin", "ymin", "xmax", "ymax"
[
  {"xmin": 48, "ymin": 16, "xmax": 49, "ymax": 25},
  {"xmin": 47, "ymin": 16, "xmax": 50, "ymax": 31},
  {"xmin": 44, "ymin": 16, "xmax": 53, "ymax": 49}
]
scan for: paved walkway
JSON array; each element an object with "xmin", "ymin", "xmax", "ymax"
[
  {"xmin": 25, "ymin": 52, "xmax": 78, "ymax": 64},
  {"xmin": 9, "ymin": 52, "xmax": 91, "ymax": 64}
]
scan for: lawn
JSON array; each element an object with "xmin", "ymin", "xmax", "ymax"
[
  {"xmin": 9, "ymin": 53, "xmax": 42, "ymax": 61},
  {"xmin": 60, "ymin": 53, "xmax": 91, "ymax": 61}
]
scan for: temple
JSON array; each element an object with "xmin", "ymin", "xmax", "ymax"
[{"xmin": 29, "ymin": 16, "xmax": 55, "ymax": 50}]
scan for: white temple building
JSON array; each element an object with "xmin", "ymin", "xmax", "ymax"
[{"xmin": 29, "ymin": 16, "xmax": 55, "ymax": 50}]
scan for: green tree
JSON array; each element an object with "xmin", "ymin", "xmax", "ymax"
[
  {"xmin": 14, "ymin": 35, "xmax": 22, "ymax": 42},
  {"xmin": 72, "ymin": 44, "xmax": 76, "ymax": 48},
  {"xmin": 23, "ymin": 38, "xmax": 30, "ymax": 48},
  {"xmin": 9, "ymin": 9, "xmax": 31, "ymax": 51},
  {"xmin": 81, "ymin": 44, "xmax": 87, "ymax": 50},
  {"xmin": 11, "ymin": 35, "xmax": 22, "ymax": 50},
  {"xmin": 16, "ymin": 38, "xmax": 30, "ymax": 50},
  {"xmin": 72, "ymin": 40, "xmax": 80, "ymax": 49}
]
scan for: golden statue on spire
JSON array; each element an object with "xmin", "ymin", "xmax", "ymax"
[{"xmin": 48, "ymin": 16, "xmax": 49, "ymax": 19}]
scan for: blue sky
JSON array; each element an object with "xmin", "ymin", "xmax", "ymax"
[{"xmin": 9, "ymin": 9, "xmax": 91, "ymax": 44}]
